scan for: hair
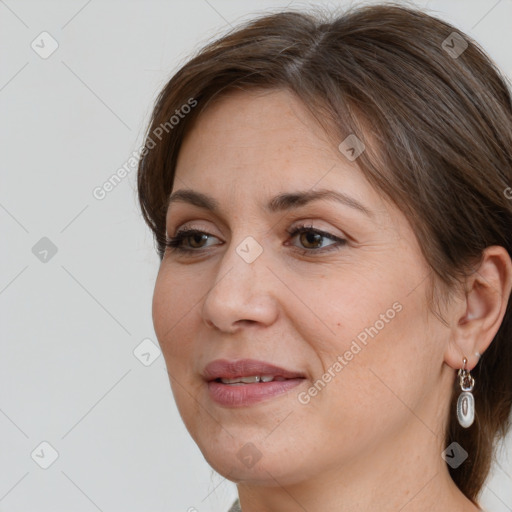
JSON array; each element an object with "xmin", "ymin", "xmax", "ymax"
[{"xmin": 137, "ymin": 2, "xmax": 512, "ymax": 504}]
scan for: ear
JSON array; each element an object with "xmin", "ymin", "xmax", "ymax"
[{"xmin": 444, "ymin": 245, "xmax": 512, "ymax": 371}]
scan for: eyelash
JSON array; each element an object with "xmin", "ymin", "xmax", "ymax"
[{"xmin": 163, "ymin": 223, "xmax": 347, "ymax": 256}]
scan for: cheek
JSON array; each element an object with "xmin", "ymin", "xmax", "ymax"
[
  {"xmin": 152, "ymin": 270, "xmax": 206, "ymax": 428},
  {"xmin": 152, "ymin": 264, "xmax": 199, "ymax": 338},
  {"xmin": 287, "ymin": 264, "xmax": 431, "ymax": 426},
  {"xmin": 279, "ymin": 261, "xmax": 407, "ymax": 357},
  {"xmin": 152, "ymin": 269, "xmax": 199, "ymax": 370}
]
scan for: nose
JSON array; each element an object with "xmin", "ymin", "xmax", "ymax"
[{"xmin": 201, "ymin": 236, "xmax": 279, "ymax": 333}]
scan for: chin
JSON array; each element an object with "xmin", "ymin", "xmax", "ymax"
[{"xmin": 196, "ymin": 435, "xmax": 322, "ymax": 488}]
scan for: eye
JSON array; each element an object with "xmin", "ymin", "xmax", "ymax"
[
  {"xmin": 164, "ymin": 227, "xmax": 220, "ymax": 253},
  {"xmin": 163, "ymin": 223, "xmax": 347, "ymax": 256},
  {"xmin": 285, "ymin": 223, "xmax": 347, "ymax": 254}
]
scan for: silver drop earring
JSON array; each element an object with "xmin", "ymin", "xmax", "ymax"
[{"xmin": 457, "ymin": 357, "xmax": 475, "ymax": 428}]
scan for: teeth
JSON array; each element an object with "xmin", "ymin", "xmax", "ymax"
[
  {"xmin": 220, "ymin": 376, "xmax": 260, "ymax": 384},
  {"xmin": 220, "ymin": 375, "xmax": 276, "ymax": 384}
]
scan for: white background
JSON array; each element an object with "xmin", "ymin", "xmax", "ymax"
[{"xmin": 1, "ymin": 0, "xmax": 511, "ymax": 511}]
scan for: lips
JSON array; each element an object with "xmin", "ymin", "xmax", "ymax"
[
  {"xmin": 202, "ymin": 358, "xmax": 306, "ymax": 382},
  {"xmin": 203, "ymin": 358, "xmax": 307, "ymax": 407}
]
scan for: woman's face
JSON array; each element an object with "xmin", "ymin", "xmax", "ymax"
[{"xmin": 153, "ymin": 88, "xmax": 453, "ymax": 486}]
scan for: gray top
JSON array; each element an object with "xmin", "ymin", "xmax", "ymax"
[
  {"xmin": 227, "ymin": 497, "xmax": 486, "ymax": 511},
  {"xmin": 227, "ymin": 498, "xmax": 241, "ymax": 512}
]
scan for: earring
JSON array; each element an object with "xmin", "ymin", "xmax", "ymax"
[{"xmin": 456, "ymin": 356, "xmax": 475, "ymax": 428}]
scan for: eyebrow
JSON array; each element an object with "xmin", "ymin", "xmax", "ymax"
[{"xmin": 167, "ymin": 188, "xmax": 374, "ymax": 217}]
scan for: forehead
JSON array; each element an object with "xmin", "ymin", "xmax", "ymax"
[
  {"xmin": 172, "ymin": 88, "xmax": 394, "ymax": 226},
  {"xmin": 176, "ymin": 89, "xmax": 334, "ymax": 170}
]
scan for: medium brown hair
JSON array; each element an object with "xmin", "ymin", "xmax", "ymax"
[{"xmin": 137, "ymin": 3, "xmax": 512, "ymax": 503}]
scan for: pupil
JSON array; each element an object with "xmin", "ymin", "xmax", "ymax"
[
  {"xmin": 191, "ymin": 234, "xmax": 206, "ymax": 247},
  {"xmin": 302, "ymin": 232, "xmax": 321, "ymax": 248}
]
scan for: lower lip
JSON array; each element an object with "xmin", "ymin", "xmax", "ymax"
[{"xmin": 207, "ymin": 379, "xmax": 305, "ymax": 407}]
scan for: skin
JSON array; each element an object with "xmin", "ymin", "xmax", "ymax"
[{"xmin": 152, "ymin": 88, "xmax": 512, "ymax": 512}]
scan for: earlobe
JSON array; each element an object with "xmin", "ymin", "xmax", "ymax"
[{"xmin": 444, "ymin": 245, "xmax": 512, "ymax": 371}]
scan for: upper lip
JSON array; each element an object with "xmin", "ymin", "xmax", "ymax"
[{"xmin": 202, "ymin": 359, "xmax": 306, "ymax": 381}]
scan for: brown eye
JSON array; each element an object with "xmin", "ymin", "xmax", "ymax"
[
  {"xmin": 188, "ymin": 233, "xmax": 209, "ymax": 248},
  {"xmin": 164, "ymin": 229, "xmax": 221, "ymax": 253},
  {"xmin": 286, "ymin": 224, "xmax": 347, "ymax": 254},
  {"xmin": 299, "ymin": 231, "xmax": 323, "ymax": 249}
]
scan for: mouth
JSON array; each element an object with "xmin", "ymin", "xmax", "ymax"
[
  {"xmin": 214, "ymin": 375, "xmax": 295, "ymax": 385},
  {"xmin": 202, "ymin": 358, "xmax": 306, "ymax": 383},
  {"xmin": 202, "ymin": 359, "xmax": 307, "ymax": 407}
]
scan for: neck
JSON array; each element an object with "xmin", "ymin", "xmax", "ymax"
[{"xmin": 235, "ymin": 411, "xmax": 480, "ymax": 512}]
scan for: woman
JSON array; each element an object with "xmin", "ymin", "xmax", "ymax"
[{"xmin": 137, "ymin": 3, "xmax": 512, "ymax": 511}]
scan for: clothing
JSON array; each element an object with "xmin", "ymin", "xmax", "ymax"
[
  {"xmin": 227, "ymin": 498, "xmax": 241, "ymax": 512},
  {"xmin": 226, "ymin": 497, "xmax": 487, "ymax": 511}
]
